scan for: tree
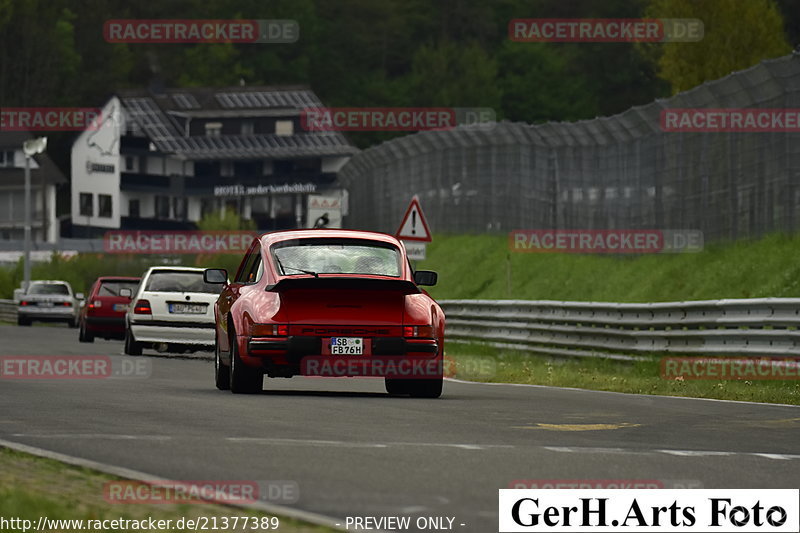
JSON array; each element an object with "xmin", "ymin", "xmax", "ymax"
[
  {"xmin": 644, "ymin": 0, "xmax": 792, "ymax": 94},
  {"xmin": 197, "ymin": 208, "xmax": 256, "ymax": 231}
]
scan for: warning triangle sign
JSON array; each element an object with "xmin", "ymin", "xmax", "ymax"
[{"xmin": 396, "ymin": 196, "xmax": 432, "ymax": 242}]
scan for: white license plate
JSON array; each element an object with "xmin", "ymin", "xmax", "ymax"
[
  {"xmin": 113, "ymin": 304, "xmax": 128, "ymax": 312},
  {"xmin": 330, "ymin": 337, "xmax": 363, "ymax": 355},
  {"xmin": 39, "ymin": 302, "xmax": 54, "ymax": 308},
  {"xmin": 169, "ymin": 303, "xmax": 205, "ymax": 314}
]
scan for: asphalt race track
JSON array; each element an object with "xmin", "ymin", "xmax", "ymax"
[{"xmin": 1, "ymin": 324, "xmax": 799, "ymax": 532}]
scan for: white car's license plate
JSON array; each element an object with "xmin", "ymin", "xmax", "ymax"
[
  {"xmin": 40, "ymin": 302, "xmax": 54, "ymax": 308},
  {"xmin": 169, "ymin": 303, "xmax": 205, "ymax": 314},
  {"xmin": 113, "ymin": 304, "xmax": 128, "ymax": 312},
  {"xmin": 330, "ymin": 337, "xmax": 363, "ymax": 355}
]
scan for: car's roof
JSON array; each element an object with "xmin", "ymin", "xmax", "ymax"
[
  {"xmin": 29, "ymin": 280, "xmax": 70, "ymax": 284},
  {"xmin": 259, "ymin": 229, "xmax": 402, "ymax": 247},
  {"xmin": 96, "ymin": 276, "xmax": 140, "ymax": 281},
  {"xmin": 144, "ymin": 266, "xmax": 206, "ymax": 273}
]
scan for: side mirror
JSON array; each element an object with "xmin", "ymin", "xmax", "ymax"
[
  {"xmin": 204, "ymin": 268, "xmax": 228, "ymax": 284},
  {"xmin": 76, "ymin": 293, "xmax": 85, "ymax": 300},
  {"xmin": 413, "ymin": 270, "xmax": 438, "ymax": 286},
  {"xmin": 119, "ymin": 288, "xmax": 132, "ymax": 299}
]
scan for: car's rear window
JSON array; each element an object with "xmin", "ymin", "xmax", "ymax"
[
  {"xmin": 144, "ymin": 271, "xmax": 220, "ymax": 294},
  {"xmin": 271, "ymin": 239, "xmax": 402, "ymax": 277},
  {"xmin": 97, "ymin": 280, "xmax": 140, "ymax": 297},
  {"xmin": 28, "ymin": 283, "xmax": 70, "ymax": 295}
]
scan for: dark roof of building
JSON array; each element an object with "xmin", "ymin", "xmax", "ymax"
[
  {"xmin": 116, "ymin": 86, "xmax": 358, "ymax": 161},
  {"xmin": 0, "ymin": 131, "xmax": 67, "ymax": 186}
]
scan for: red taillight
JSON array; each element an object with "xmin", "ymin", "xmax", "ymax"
[
  {"xmin": 133, "ymin": 299, "xmax": 152, "ymax": 314},
  {"xmin": 61, "ymin": 301, "xmax": 72, "ymax": 307},
  {"xmin": 20, "ymin": 301, "xmax": 29, "ymax": 306},
  {"xmin": 88, "ymin": 300, "xmax": 101, "ymax": 309},
  {"xmin": 404, "ymin": 325, "xmax": 435, "ymax": 338},
  {"xmin": 251, "ymin": 323, "xmax": 288, "ymax": 336}
]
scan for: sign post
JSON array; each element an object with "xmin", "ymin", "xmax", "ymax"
[{"xmin": 395, "ymin": 195, "xmax": 432, "ymax": 261}]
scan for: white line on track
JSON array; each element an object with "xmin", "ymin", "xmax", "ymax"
[
  {"xmin": 11, "ymin": 433, "xmax": 172, "ymax": 440},
  {"xmin": 543, "ymin": 445, "xmax": 800, "ymax": 461},
  {"xmin": 226, "ymin": 437, "xmax": 511, "ymax": 450},
  {"xmin": 8, "ymin": 433, "xmax": 798, "ymax": 461}
]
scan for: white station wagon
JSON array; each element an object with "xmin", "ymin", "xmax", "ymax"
[{"xmin": 123, "ymin": 266, "xmax": 222, "ymax": 355}]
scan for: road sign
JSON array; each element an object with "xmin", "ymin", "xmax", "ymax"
[
  {"xmin": 396, "ymin": 196, "xmax": 432, "ymax": 242},
  {"xmin": 403, "ymin": 241, "xmax": 427, "ymax": 261}
]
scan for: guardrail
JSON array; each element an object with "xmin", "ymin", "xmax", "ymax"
[
  {"xmin": 439, "ymin": 298, "xmax": 800, "ymax": 359},
  {"xmin": 0, "ymin": 299, "xmax": 17, "ymax": 323},
  {"xmin": 3, "ymin": 296, "xmax": 799, "ymax": 359}
]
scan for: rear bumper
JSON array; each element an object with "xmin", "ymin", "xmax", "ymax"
[
  {"xmin": 86, "ymin": 316, "xmax": 126, "ymax": 331},
  {"xmin": 18, "ymin": 307, "xmax": 76, "ymax": 320},
  {"xmin": 247, "ymin": 336, "xmax": 438, "ymax": 356},
  {"xmin": 130, "ymin": 320, "xmax": 215, "ymax": 346},
  {"xmin": 243, "ymin": 335, "xmax": 440, "ymax": 378}
]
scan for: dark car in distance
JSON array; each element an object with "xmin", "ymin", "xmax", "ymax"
[{"xmin": 78, "ymin": 276, "xmax": 140, "ymax": 342}]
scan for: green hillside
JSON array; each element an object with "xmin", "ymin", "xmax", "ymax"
[{"xmin": 420, "ymin": 232, "xmax": 800, "ymax": 302}]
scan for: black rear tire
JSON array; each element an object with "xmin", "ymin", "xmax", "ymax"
[
  {"xmin": 385, "ymin": 378, "xmax": 410, "ymax": 395},
  {"xmin": 407, "ymin": 377, "xmax": 443, "ymax": 398},
  {"xmin": 124, "ymin": 326, "xmax": 142, "ymax": 355},
  {"xmin": 215, "ymin": 334, "xmax": 231, "ymax": 390},
  {"xmin": 17, "ymin": 316, "xmax": 31, "ymax": 326},
  {"xmin": 78, "ymin": 321, "xmax": 94, "ymax": 343},
  {"xmin": 229, "ymin": 328, "xmax": 262, "ymax": 394}
]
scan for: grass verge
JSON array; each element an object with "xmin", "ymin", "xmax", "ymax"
[
  {"xmin": 0, "ymin": 446, "xmax": 336, "ymax": 533},
  {"xmin": 447, "ymin": 344, "xmax": 800, "ymax": 405},
  {"xmin": 421, "ymin": 232, "xmax": 800, "ymax": 301}
]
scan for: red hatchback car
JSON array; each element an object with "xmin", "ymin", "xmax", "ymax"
[
  {"xmin": 78, "ymin": 276, "xmax": 141, "ymax": 342},
  {"xmin": 204, "ymin": 230, "xmax": 444, "ymax": 397}
]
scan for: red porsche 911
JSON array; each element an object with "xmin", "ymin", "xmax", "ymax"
[{"xmin": 204, "ymin": 229, "xmax": 444, "ymax": 397}]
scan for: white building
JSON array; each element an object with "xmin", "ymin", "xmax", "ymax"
[{"xmin": 71, "ymin": 86, "xmax": 357, "ymax": 236}]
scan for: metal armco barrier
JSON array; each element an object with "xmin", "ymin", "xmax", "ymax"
[
  {"xmin": 0, "ymin": 299, "xmax": 17, "ymax": 323},
  {"xmin": 3, "ymin": 296, "xmax": 800, "ymax": 358},
  {"xmin": 439, "ymin": 298, "xmax": 800, "ymax": 359}
]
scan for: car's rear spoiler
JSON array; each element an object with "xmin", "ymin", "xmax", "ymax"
[{"xmin": 266, "ymin": 277, "xmax": 421, "ymax": 294}]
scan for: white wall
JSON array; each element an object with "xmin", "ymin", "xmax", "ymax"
[{"xmin": 71, "ymin": 96, "xmax": 122, "ymax": 229}]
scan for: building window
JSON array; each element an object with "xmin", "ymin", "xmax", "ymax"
[
  {"xmin": 220, "ymin": 161, "xmax": 234, "ymax": 177},
  {"xmin": 155, "ymin": 196, "xmax": 170, "ymax": 219},
  {"xmin": 241, "ymin": 121, "xmax": 254, "ymax": 135},
  {"xmin": 129, "ymin": 199, "xmax": 140, "ymax": 218},
  {"xmin": 79, "ymin": 193, "xmax": 93, "ymax": 217},
  {"xmin": 275, "ymin": 120, "xmax": 293, "ymax": 136},
  {"xmin": 0, "ymin": 150, "xmax": 14, "ymax": 167},
  {"xmin": 205, "ymin": 122, "xmax": 222, "ymax": 137},
  {"xmin": 98, "ymin": 195, "xmax": 112, "ymax": 218},
  {"xmin": 125, "ymin": 156, "xmax": 135, "ymax": 171},
  {"xmin": 201, "ymin": 198, "xmax": 216, "ymax": 219},
  {"xmin": 172, "ymin": 197, "xmax": 186, "ymax": 220},
  {"xmin": 274, "ymin": 160, "xmax": 294, "ymax": 174}
]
